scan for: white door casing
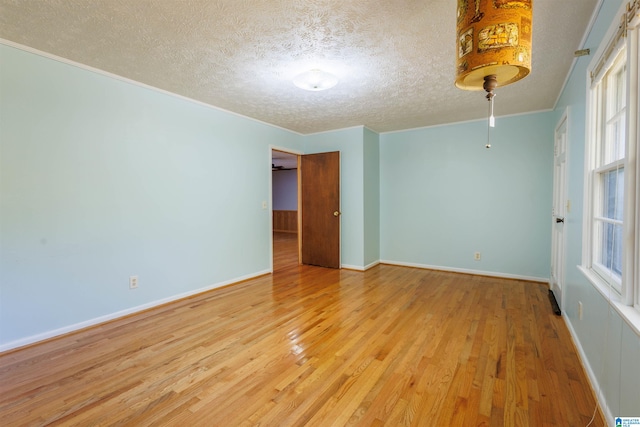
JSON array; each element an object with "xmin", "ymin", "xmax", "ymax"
[{"xmin": 551, "ymin": 112, "xmax": 568, "ymax": 308}]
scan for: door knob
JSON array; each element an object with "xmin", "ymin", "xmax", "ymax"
[
  {"xmin": 555, "ymin": 217, "xmax": 564, "ymax": 223},
  {"xmin": 334, "ymin": 211, "xmax": 341, "ymax": 217}
]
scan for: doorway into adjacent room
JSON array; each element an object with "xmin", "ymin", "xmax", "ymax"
[
  {"xmin": 270, "ymin": 149, "xmax": 342, "ymax": 271},
  {"xmin": 271, "ymin": 149, "xmax": 300, "ymax": 271}
]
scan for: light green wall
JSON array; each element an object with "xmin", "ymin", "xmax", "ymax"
[
  {"xmin": 363, "ymin": 127, "xmax": 380, "ymax": 267},
  {"xmin": 380, "ymin": 112, "xmax": 554, "ymax": 280},
  {"xmin": 304, "ymin": 127, "xmax": 366, "ymax": 268},
  {"xmin": 552, "ymin": 0, "xmax": 640, "ymax": 419},
  {"xmin": 0, "ymin": 44, "xmax": 379, "ymax": 349},
  {"xmin": 0, "ymin": 44, "xmax": 302, "ymax": 346},
  {"xmin": 303, "ymin": 126, "xmax": 379, "ymax": 270}
]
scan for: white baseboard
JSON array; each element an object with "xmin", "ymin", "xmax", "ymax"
[
  {"xmin": 363, "ymin": 260, "xmax": 380, "ymax": 271},
  {"xmin": 341, "ymin": 264, "xmax": 364, "ymax": 271},
  {"xmin": 341, "ymin": 260, "xmax": 380, "ymax": 271},
  {"xmin": 0, "ymin": 262, "xmax": 548, "ymax": 352},
  {"xmin": 0, "ymin": 269, "xmax": 271, "ymax": 353},
  {"xmin": 379, "ymin": 259, "xmax": 549, "ymax": 283},
  {"xmin": 563, "ymin": 316, "xmax": 614, "ymax": 427}
]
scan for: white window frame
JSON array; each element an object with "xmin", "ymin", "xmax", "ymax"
[
  {"xmin": 630, "ymin": 5, "xmax": 640, "ymax": 312},
  {"xmin": 581, "ymin": 1, "xmax": 640, "ymax": 330},
  {"xmin": 590, "ymin": 52, "xmax": 626, "ymax": 293}
]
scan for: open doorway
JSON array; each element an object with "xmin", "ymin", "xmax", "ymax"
[
  {"xmin": 271, "ymin": 149, "xmax": 300, "ymax": 270},
  {"xmin": 270, "ymin": 148, "xmax": 342, "ymax": 271}
]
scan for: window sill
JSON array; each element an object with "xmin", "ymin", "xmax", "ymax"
[{"xmin": 578, "ymin": 265, "xmax": 640, "ymax": 337}]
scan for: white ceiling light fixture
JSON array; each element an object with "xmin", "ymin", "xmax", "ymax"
[{"xmin": 293, "ymin": 69, "xmax": 338, "ymax": 91}]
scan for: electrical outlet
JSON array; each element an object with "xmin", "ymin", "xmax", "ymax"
[
  {"xmin": 129, "ymin": 275, "xmax": 138, "ymax": 289},
  {"xmin": 474, "ymin": 252, "xmax": 481, "ymax": 261},
  {"xmin": 578, "ymin": 301, "xmax": 583, "ymax": 320}
]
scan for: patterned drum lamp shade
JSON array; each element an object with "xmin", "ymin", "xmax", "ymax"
[{"xmin": 455, "ymin": 0, "xmax": 532, "ymax": 91}]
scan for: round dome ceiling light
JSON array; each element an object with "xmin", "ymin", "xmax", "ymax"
[{"xmin": 293, "ymin": 69, "xmax": 338, "ymax": 91}]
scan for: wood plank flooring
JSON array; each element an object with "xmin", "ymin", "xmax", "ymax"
[{"xmin": 0, "ymin": 233, "xmax": 604, "ymax": 426}]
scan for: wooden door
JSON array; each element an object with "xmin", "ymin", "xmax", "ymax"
[{"xmin": 301, "ymin": 152, "xmax": 340, "ymax": 268}]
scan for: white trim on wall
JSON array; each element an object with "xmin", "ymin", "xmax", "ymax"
[
  {"xmin": 380, "ymin": 260, "xmax": 549, "ymax": 283},
  {"xmin": 342, "ymin": 260, "xmax": 380, "ymax": 271},
  {"xmin": 0, "ymin": 269, "xmax": 270, "ymax": 353},
  {"xmin": 0, "ymin": 39, "xmax": 304, "ymax": 136},
  {"xmin": 379, "ymin": 108, "xmax": 554, "ymax": 135},
  {"xmin": 563, "ymin": 315, "xmax": 614, "ymax": 426},
  {"xmin": 552, "ymin": 0, "xmax": 606, "ymax": 110}
]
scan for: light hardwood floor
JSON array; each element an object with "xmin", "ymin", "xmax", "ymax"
[{"xmin": 0, "ymin": 232, "xmax": 604, "ymax": 426}]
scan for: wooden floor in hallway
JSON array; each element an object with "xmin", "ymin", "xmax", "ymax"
[{"xmin": 0, "ymin": 233, "xmax": 605, "ymax": 426}]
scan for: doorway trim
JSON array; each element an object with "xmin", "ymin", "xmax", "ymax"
[
  {"xmin": 269, "ymin": 145, "xmax": 302, "ymax": 273},
  {"xmin": 550, "ymin": 108, "xmax": 569, "ymax": 311}
]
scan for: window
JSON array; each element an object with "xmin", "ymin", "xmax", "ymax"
[
  {"xmin": 583, "ymin": 1, "xmax": 639, "ymax": 315},
  {"xmin": 591, "ymin": 52, "xmax": 626, "ymax": 293}
]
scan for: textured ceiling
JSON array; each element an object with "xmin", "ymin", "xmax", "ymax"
[{"xmin": 0, "ymin": 0, "xmax": 599, "ymax": 134}]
